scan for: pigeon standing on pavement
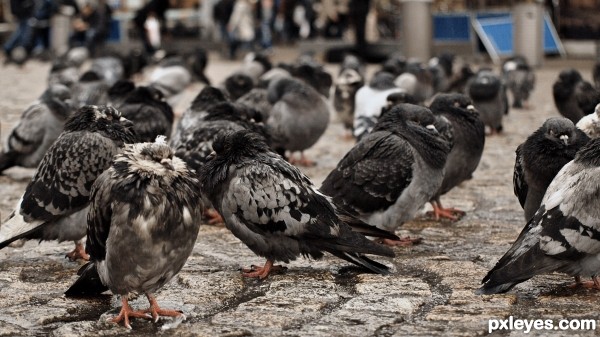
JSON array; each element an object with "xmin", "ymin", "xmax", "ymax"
[
  {"xmin": 502, "ymin": 55, "xmax": 535, "ymax": 109},
  {"xmin": 576, "ymin": 103, "xmax": 600, "ymax": 138},
  {"xmin": 513, "ymin": 117, "xmax": 589, "ymax": 221},
  {"xmin": 267, "ymin": 76, "xmax": 330, "ymax": 166},
  {"xmin": 467, "ymin": 70, "xmax": 507, "ymax": 134},
  {"xmin": 321, "ymin": 104, "xmax": 451, "ymax": 244},
  {"xmin": 552, "ymin": 69, "xmax": 600, "ymax": 124},
  {"xmin": 479, "ymin": 137, "xmax": 600, "ymax": 294},
  {"xmin": 65, "ymin": 138, "xmax": 204, "ymax": 329},
  {"xmin": 333, "ymin": 54, "xmax": 365, "ymax": 133},
  {"xmin": 0, "ymin": 84, "xmax": 73, "ymax": 174},
  {"xmin": 199, "ymin": 129, "xmax": 398, "ymax": 278},
  {"xmin": 428, "ymin": 93, "xmax": 485, "ymax": 220},
  {"xmin": 0, "ymin": 105, "xmax": 136, "ymax": 260},
  {"xmin": 118, "ymin": 86, "xmax": 174, "ymax": 142}
]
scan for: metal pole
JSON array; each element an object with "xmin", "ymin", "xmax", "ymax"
[
  {"xmin": 401, "ymin": 0, "xmax": 433, "ymax": 60},
  {"xmin": 513, "ymin": 0, "xmax": 544, "ymax": 67}
]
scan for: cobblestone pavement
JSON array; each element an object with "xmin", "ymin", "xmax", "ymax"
[{"xmin": 0, "ymin": 51, "xmax": 599, "ymax": 337}]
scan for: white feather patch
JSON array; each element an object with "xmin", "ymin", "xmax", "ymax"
[
  {"xmin": 560, "ymin": 228, "xmax": 600, "ymax": 254},
  {"xmin": 539, "ymin": 235, "xmax": 567, "ymax": 255},
  {"xmin": 155, "ymin": 135, "xmax": 167, "ymax": 144}
]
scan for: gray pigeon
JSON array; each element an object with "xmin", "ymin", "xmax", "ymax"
[
  {"xmin": 47, "ymin": 59, "xmax": 80, "ymax": 89},
  {"xmin": 236, "ymin": 88, "xmax": 272, "ymax": 122},
  {"xmin": 467, "ymin": 70, "xmax": 507, "ymax": 134},
  {"xmin": 513, "ymin": 117, "xmax": 589, "ymax": 221},
  {"xmin": 321, "ymin": 104, "xmax": 451, "ymax": 245},
  {"xmin": 267, "ymin": 76, "xmax": 330, "ymax": 166},
  {"xmin": 72, "ymin": 71, "xmax": 110, "ymax": 108},
  {"xmin": 479, "ymin": 137, "xmax": 600, "ymax": 294},
  {"xmin": 118, "ymin": 86, "xmax": 174, "ymax": 142},
  {"xmin": 0, "ymin": 105, "xmax": 136, "ymax": 260},
  {"xmin": 199, "ymin": 129, "xmax": 398, "ymax": 278},
  {"xmin": 553, "ymin": 69, "xmax": 600, "ymax": 124},
  {"xmin": 576, "ymin": 103, "xmax": 600, "ymax": 138},
  {"xmin": 333, "ymin": 54, "xmax": 365, "ymax": 133},
  {"xmin": 149, "ymin": 57, "xmax": 192, "ymax": 108},
  {"xmin": 502, "ymin": 55, "xmax": 535, "ymax": 108},
  {"xmin": 90, "ymin": 56, "xmax": 125, "ymax": 87},
  {"xmin": 0, "ymin": 84, "xmax": 73, "ymax": 174},
  {"xmin": 65, "ymin": 138, "xmax": 204, "ymax": 329},
  {"xmin": 428, "ymin": 93, "xmax": 485, "ymax": 220}
]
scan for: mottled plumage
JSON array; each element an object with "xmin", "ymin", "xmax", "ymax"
[
  {"xmin": 199, "ymin": 130, "xmax": 398, "ymax": 277},
  {"xmin": 321, "ymin": 104, "xmax": 451, "ymax": 232},
  {"xmin": 553, "ymin": 69, "xmax": 600, "ymax": 124},
  {"xmin": 0, "ymin": 84, "xmax": 73, "ymax": 173},
  {"xmin": 502, "ymin": 55, "xmax": 535, "ymax": 108},
  {"xmin": 576, "ymin": 103, "xmax": 600, "ymax": 138},
  {"xmin": 65, "ymin": 138, "xmax": 203, "ymax": 329},
  {"xmin": 513, "ymin": 117, "xmax": 589, "ymax": 221},
  {"xmin": 0, "ymin": 106, "xmax": 136, "ymax": 259},
  {"xmin": 479, "ymin": 137, "xmax": 600, "ymax": 294},
  {"xmin": 118, "ymin": 86, "xmax": 174, "ymax": 142}
]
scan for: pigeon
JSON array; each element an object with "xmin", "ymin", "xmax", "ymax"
[
  {"xmin": 478, "ymin": 137, "xmax": 600, "ymax": 294},
  {"xmin": 221, "ymin": 53, "xmax": 272, "ymax": 100},
  {"xmin": 576, "ymin": 103, "xmax": 600, "ymax": 138},
  {"xmin": 149, "ymin": 57, "xmax": 192, "ymax": 108},
  {"xmin": 593, "ymin": 61, "xmax": 600, "ymax": 90},
  {"xmin": 90, "ymin": 56, "xmax": 125, "ymax": 87},
  {"xmin": 289, "ymin": 61, "xmax": 333, "ymax": 98},
  {"xmin": 428, "ymin": 53, "xmax": 455, "ymax": 93},
  {"xmin": 502, "ymin": 55, "xmax": 535, "ymax": 108},
  {"xmin": 223, "ymin": 72, "xmax": 256, "ymax": 101},
  {"xmin": 428, "ymin": 93, "xmax": 485, "ymax": 220},
  {"xmin": 553, "ymin": 69, "xmax": 600, "ymax": 124},
  {"xmin": 236, "ymin": 88, "xmax": 272, "ymax": 121},
  {"xmin": 170, "ymin": 86, "xmax": 230, "ymax": 149},
  {"xmin": 107, "ymin": 79, "xmax": 136, "ymax": 108},
  {"xmin": 395, "ymin": 61, "xmax": 435, "ymax": 104},
  {"xmin": 0, "ymin": 105, "xmax": 136, "ymax": 260},
  {"xmin": 64, "ymin": 137, "xmax": 203, "ymax": 329},
  {"xmin": 72, "ymin": 70, "xmax": 110, "ymax": 108},
  {"xmin": 118, "ymin": 86, "xmax": 174, "ymax": 142},
  {"xmin": 187, "ymin": 47, "xmax": 211, "ymax": 85},
  {"xmin": 380, "ymin": 53, "xmax": 407, "ymax": 76},
  {"xmin": 199, "ymin": 129, "xmax": 398, "ymax": 278},
  {"xmin": 446, "ymin": 64, "xmax": 475, "ymax": 94},
  {"xmin": 333, "ymin": 54, "xmax": 365, "ymax": 133},
  {"xmin": 321, "ymin": 104, "xmax": 451, "ymax": 244},
  {"xmin": 47, "ymin": 59, "xmax": 80, "ymax": 89},
  {"xmin": 467, "ymin": 70, "xmax": 507, "ymax": 134},
  {"xmin": 513, "ymin": 117, "xmax": 589, "ymax": 221},
  {"xmin": 266, "ymin": 76, "xmax": 330, "ymax": 166},
  {"xmin": 0, "ymin": 84, "xmax": 73, "ymax": 174},
  {"xmin": 353, "ymin": 71, "xmax": 405, "ymax": 140}
]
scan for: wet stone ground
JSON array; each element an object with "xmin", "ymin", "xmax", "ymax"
[{"xmin": 0, "ymin": 52, "xmax": 599, "ymax": 336}]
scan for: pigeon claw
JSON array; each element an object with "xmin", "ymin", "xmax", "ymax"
[
  {"xmin": 289, "ymin": 152, "xmax": 316, "ymax": 167},
  {"xmin": 241, "ymin": 260, "xmax": 286, "ymax": 279},
  {"xmin": 144, "ymin": 294, "xmax": 186, "ymax": 323},
  {"xmin": 569, "ymin": 276, "xmax": 600, "ymax": 290},
  {"xmin": 204, "ymin": 208, "xmax": 224, "ymax": 226},
  {"xmin": 109, "ymin": 297, "xmax": 152, "ymax": 329},
  {"xmin": 380, "ymin": 236, "xmax": 422, "ymax": 246},
  {"xmin": 430, "ymin": 206, "xmax": 466, "ymax": 222},
  {"xmin": 65, "ymin": 242, "xmax": 90, "ymax": 261}
]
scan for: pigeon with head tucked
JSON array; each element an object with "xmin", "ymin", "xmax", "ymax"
[
  {"xmin": 118, "ymin": 86, "xmax": 173, "ymax": 142},
  {"xmin": 553, "ymin": 69, "xmax": 600, "ymax": 124},
  {"xmin": 199, "ymin": 129, "xmax": 398, "ymax": 278},
  {"xmin": 65, "ymin": 137, "xmax": 204, "ymax": 329},
  {"xmin": 513, "ymin": 117, "xmax": 589, "ymax": 221},
  {"xmin": 479, "ymin": 137, "xmax": 600, "ymax": 294},
  {"xmin": 321, "ymin": 104, "xmax": 451, "ymax": 245},
  {"xmin": 467, "ymin": 70, "xmax": 507, "ymax": 134},
  {"xmin": 0, "ymin": 105, "xmax": 136, "ymax": 260},
  {"xmin": 0, "ymin": 84, "xmax": 73, "ymax": 174}
]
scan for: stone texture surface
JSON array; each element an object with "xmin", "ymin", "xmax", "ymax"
[{"xmin": 0, "ymin": 51, "xmax": 599, "ymax": 336}]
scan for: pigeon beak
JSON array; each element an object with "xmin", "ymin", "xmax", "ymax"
[
  {"xmin": 160, "ymin": 158, "xmax": 174, "ymax": 170},
  {"xmin": 207, "ymin": 151, "xmax": 217, "ymax": 161},
  {"xmin": 467, "ymin": 105, "xmax": 476, "ymax": 112},
  {"xmin": 426, "ymin": 124, "xmax": 437, "ymax": 132},
  {"xmin": 560, "ymin": 134, "xmax": 569, "ymax": 145},
  {"xmin": 120, "ymin": 117, "xmax": 134, "ymax": 128}
]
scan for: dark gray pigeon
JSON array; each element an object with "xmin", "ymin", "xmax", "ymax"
[
  {"xmin": 236, "ymin": 88, "xmax": 272, "ymax": 121},
  {"xmin": 107, "ymin": 79, "xmax": 136, "ymax": 108},
  {"xmin": 199, "ymin": 129, "xmax": 398, "ymax": 278},
  {"xmin": 553, "ymin": 69, "xmax": 600, "ymax": 124},
  {"xmin": 118, "ymin": 86, "xmax": 174, "ymax": 142},
  {"xmin": 513, "ymin": 117, "xmax": 589, "ymax": 221},
  {"xmin": 467, "ymin": 70, "xmax": 507, "ymax": 134},
  {"xmin": 267, "ymin": 76, "xmax": 330, "ymax": 166},
  {"xmin": 428, "ymin": 93, "xmax": 485, "ymax": 220},
  {"xmin": 333, "ymin": 54, "xmax": 365, "ymax": 133},
  {"xmin": 428, "ymin": 53, "xmax": 455, "ymax": 93},
  {"xmin": 65, "ymin": 138, "xmax": 203, "ymax": 329},
  {"xmin": 576, "ymin": 103, "xmax": 600, "ymax": 138},
  {"xmin": 321, "ymin": 104, "xmax": 451, "ymax": 245},
  {"xmin": 47, "ymin": 59, "xmax": 80, "ymax": 89},
  {"xmin": 149, "ymin": 57, "xmax": 192, "ymax": 108},
  {"xmin": 594, "ymin": 61, "xmax": 600, "ymax": 90},
  {"xmin": 479, "ymin": 137, "xmax": 600, "ymax": 294},
  {"xmin": 502, "ymin": 55, "xmax": 535, "ymax": 109},
  {"xmin": 0, "ymin": 105, "xmax": 136, "ymax": 260},
  {"xmin": 72, "ymin": 71, "xmax": 110, "ymax": 108},
  {"xmin": 0, "ymin": 84, "xmax": 73, "ymax": 174}
]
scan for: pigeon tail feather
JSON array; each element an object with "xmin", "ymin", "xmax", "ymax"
[
  {"xmin": 65, "ymin": 262, "xmax": 109, "ymax": 297},
  {"xmin": 0, "ymin": 212, "xmax": 44, "ymax": 249}
]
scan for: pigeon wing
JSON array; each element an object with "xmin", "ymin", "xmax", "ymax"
[
  {"xmin": 513, "ymin": 144, "xmax": 528, "ymax": 208},
  {"xmin": 7, "ymin": 104, "xmax": 48, "ymax": 155}
]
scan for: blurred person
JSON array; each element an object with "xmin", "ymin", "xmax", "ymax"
[
  {"xmin": 3, "ymin": 0, "xmax": 34, "ymax": 63},
  {"xmin": 349, "ymin": 0, "xmax": 370, "ymax": 55},
  {"xmin": 256, "ymin": 0, "xmax": 274, "ymax": 52},
  {"xmin": 69, "ymin": 0, "xmax": 113, "ymax": 56},
  {"xmin": 213, "ymin": 0, "xmax": 235, "ymax": 55},
  {"xmin": 133, "ymin": 0, "xmax": 173, "ymax": 56},
  {"xmin": 227, "ymin": 0, "xmax": 256, "ymax": 59}
]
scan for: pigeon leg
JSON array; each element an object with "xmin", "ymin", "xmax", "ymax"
[
  {"xmin": 109, "ymin": 295, "xmax": 152, "ymax": 329},
  {"xmin": 380, "ymin": 236, "xmax": 422, "ymax": 246},
  {"xmin": 574, "ymin": 276, "xmax": 600, "ymax": 290},
  {"xmin": 241, "ymin": 259, "xmax": 287, "ymax": 279},
  {"xmin": 289, "ymin": 152, "xmax": 316, "ymax": 167},
  {"xmin": 429, "ymin": 200, "xmax": 465, "ymax": 221},
  {"xmin": 204, "ymin": 208, "xmax": 224, "ymax": 226},
  {"xmin": 65, "ymin": 240, "xmax": 90, "ymax": 261},
  {"xmin": 142, "ymin": 293, "xmax": 186, "ymax": 323}
]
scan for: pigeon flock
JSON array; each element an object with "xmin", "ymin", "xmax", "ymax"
[{"xmin": 1, "ymin": 46, "xmax": 600, "ymax": 331}]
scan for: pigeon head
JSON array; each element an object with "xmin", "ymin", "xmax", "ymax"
[
  {"xmin": 542, "ymin": 117, "xmax": 579, "ymax": 146},
  {"xmin": 377, "ymin": 104, "xmax": 437, "ymax": 133},
  {"xmin": 108, "ymin": 80, "xmax": 135, "ymax": 100},
  {"xmin": 558, "ymin": 69, "xmax": 583, "ymax": 85},
  {"xmin": 430, "ymin": 93, "xmax": 473, "ymax": 112},
  {"xmin": 224, "ymin": 73, "xmax": 255, "ymax": 100},
  {"xmin": 42, "ymin": 84, "xmax": 73, "ymax": 119},
  {"xmin": 381, "ymin": 54, "xmax": 406, "ymax": 76},
  {"xmin": 468, "ymin": 72, "xmax": 501, "ymax": 100},
  {"xmin": 64, "ymin": 105, "xmax": 137, "ymax": 143},
  {"xmin": 115, "ymin": 137, "xmax": 188, "ymax": 179},
  {"xmin": 190, "ymin": 86, "xmax": 229, "ymax": 111},
  {"xmin": 210, "ymin": 130, "xmax": 269, "ymax": 162},
  {"xmin": 369, "ymin": 71, "xmax": 396, "ymax": 90}
]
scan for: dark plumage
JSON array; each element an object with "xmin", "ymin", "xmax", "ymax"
[
  {"xmin": 223, "ymin": 72, "xmax": 255, "ymax": 100},
  {"xmin": 199, "ymin": 129, "xmax": 398, "ymax": 278},
  {"xmin": 236, "ymin": 88, "xmax": 272, "ymax": 121},
  {"xmin": 72, "ymin": 71, "xmax": 110, "ymax": 108},
  {"xmin": 428, "ymin": 93, "xmax": 485, "ymax": 220},
  {"xmin": 107, "ymin": 79, "xmax": 136, "ymax": 108},
  {"xmin": 394, "ymin": 61, "xmax": 435, "ymax": 104},
  {"xmin": 118, "ymin": 86, "xmax": 174, "ymax": 142},
  {"xmin": 0, "ymin": 106, "xmax": 136, "ymax": 260},
  {"xmin": 553, "ymin": 69, "xmax": 600, "ymax": 124},
  {"xmin": 187, "ymin": 47, "xmax": 211, "ymax": 85},
  {"xmin": 513, "ymin": 117, "xmax": 589, "ymax": 221},
  {"xmin": 479, "ymin": 137, "xmax": 600, "ymax": 294},
  {"xmin": 428, "ymin": 53, "xmax": 454, "ymax": 93},
  {"xmin": 333, "ymin": 55, "xmax": 365, "ymax": 131},
  {"xmin": 467, "ymin": 70, "xmax": 507, "ymax": 133},
  {"xmin": 0, "ymin": 84, "xmax": 73, "ymax": 174},
  {"xmin": 65, "ymin": 138, "xmax": 203, "ymax": 329},
  {"xmin": 502, "ymin": 55, "xmax": 535, "ymax": 108},
  {"xmin": 594, "ymin": 61, "xmax": 600, "ymax": 90},
  {"xmin": 321, "ymin": 104, "xmax": 451, "ymax": 238}
]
